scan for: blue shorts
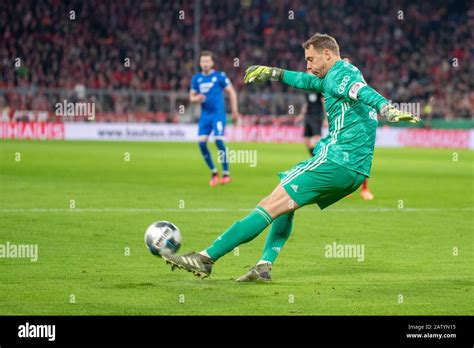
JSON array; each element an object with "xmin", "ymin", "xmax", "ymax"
[{"xmin": 198, "ymin": 114, "xmax": 226, "ymax": 137}]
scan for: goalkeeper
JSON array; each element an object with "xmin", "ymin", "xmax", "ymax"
[{"xmin": 162, "ymin": 33, "xmax": 420, "ymax": 281}]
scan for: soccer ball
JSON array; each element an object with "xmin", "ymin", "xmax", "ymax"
[{"xmin": 144, "ymin": 221, "xmax": 181, "ymax": 257}]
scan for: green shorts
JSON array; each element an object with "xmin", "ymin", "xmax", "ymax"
[{"xmin": 278, "ymin": 158, "xmax": 367, "ymax": 210}]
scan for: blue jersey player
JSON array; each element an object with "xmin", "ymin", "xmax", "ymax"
[{"xmin": 190, "ymin": 51, "xmax": 240, "ymax": 186}]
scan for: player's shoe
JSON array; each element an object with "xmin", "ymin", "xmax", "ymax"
[
  {"xmin": 163, "ymin": 252, "xmax": 214, "ymax": 278},
  {"xmin": 209, "ymin": 173, "xmax": 219, "ymax": 187},
  {"xmin": 236, "ymin": 263, "xmax": 272, "ymax": 282},
  {"xmin": 360, "ymin": 189, "xmax": 374, "ymax": 200},
  {"xmin": 220, "ymin": 175, "xmax": 232, "ymax": 185}
]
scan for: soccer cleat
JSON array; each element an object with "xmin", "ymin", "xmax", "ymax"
[
  {"xmin": 360, "ymin": 189, "xmax": 374, "ymax": 200},
  {"xmin": 163, "ymin": 252, "xmax": 214, "ymax": 278},
  {"xmin": 236, "ymin": 263, "xmax": 272, "ymax": 282},
  {"xmin": 209, "ymin": 173, "xmax": 219, "ymax": 187},
  {"xmin": 220, "ymin": 175, "xmax": 232, "ymax": 185}
]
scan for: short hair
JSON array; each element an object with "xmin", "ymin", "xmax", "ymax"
[
  {"xmin": 302, "ymin": 33, "xmax": 340, "ymax": 56},
  {"xmin": 199, "ymin": 50, "xmax": 216, "ymax": 60}
]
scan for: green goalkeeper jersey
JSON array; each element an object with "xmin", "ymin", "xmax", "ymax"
[{"xmin": 282, "ymin": 60, "xmax": 389, "ymax": 176}]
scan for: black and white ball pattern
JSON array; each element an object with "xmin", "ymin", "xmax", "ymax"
[{"xmin": 144, "ymin": 221, "xmax": 181, "ymax": 257}]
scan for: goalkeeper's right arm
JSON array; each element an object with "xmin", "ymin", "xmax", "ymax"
[
  {"xmin": 244, "ymin": 65, "xmax": 323, "ymax": 92},
  {"xmin": 280, "ymin": 70, "xmax": 323, "ymax": 92}
]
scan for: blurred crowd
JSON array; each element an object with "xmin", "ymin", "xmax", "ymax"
[{"xmin": 0, "ymin": 0, "xmax": 472, "ymax": 120}]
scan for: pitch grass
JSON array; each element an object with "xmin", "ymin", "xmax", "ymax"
[{"xmin": 0, "ymin": 140, "xmax": 472, "ymax": 315}]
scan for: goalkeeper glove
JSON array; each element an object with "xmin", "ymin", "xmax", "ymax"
[
  {"xmin": 381, "ymin": 104, "xmax": 421, "ymax": 124},
  {"xmin": 243, "ymin": 65, "xmax": 283, "ymax": 84}
]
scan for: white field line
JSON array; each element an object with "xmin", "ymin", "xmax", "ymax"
[{"xmin": 0, "ymin": 207, "xmax": 472, "ymax": 213}]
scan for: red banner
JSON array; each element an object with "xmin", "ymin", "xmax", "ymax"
[
  {"xmin": 397, "ymin": 128, "xmax": 469, "ymax": 148},
  {"xmin": 226, "ymin": 125, "xmax": 304, "ymax": 143},
  {"xmin": 0, "ymin": 122, "xmax": 65, "ymax": 140}
]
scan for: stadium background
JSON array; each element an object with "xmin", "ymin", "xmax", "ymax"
[
  {"xmin": 0, "ymin": 0, "xmax": 473, "ymax": 317},
  {"xmin": 0, "ymin": 0, "xmax": 472, "ymax": 131}
]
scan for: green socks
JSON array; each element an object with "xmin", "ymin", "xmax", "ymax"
[
  {"xmin": 206, "ymin": 206, "xmax": 273, "ymax": 261},
  {"xmin": 205, "ymin": 207, "xmax": 294, "ymax": 264},
  {"xmin": 261, "ymin": 212, "xmax": 294, "ymax": 263}
]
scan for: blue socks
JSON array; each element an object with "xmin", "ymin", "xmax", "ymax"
[
  {"xmin": 215, "ymin": 139, "xmax": 229, "ymax": 174},
  {"xmin": 198, "ymin": 141, "xmax": 216, "ymax": 172},
  {"xmin": 199, "ymin": 140, "xmax": 230, "ymax": 174}
]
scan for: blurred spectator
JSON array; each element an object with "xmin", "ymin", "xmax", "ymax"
[{"xmin": 0, "ymin": 0, "xmax": 472, "ymax": 120}]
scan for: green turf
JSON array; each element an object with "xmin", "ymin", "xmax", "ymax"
[{"xmin": 0, "ymin": 140, "xmax": 472, "ymax": 315}]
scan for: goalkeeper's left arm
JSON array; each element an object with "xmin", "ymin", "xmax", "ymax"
[{"xmin": 344, "ymin": 81, "xmax": 421, "ymax": 123}]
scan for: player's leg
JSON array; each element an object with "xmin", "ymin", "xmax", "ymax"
[
  {"xmin": 236, "ymin": 211, "xmax": 294, "ymax": 282},
  {"xmin": 235, "ymin": 157, "xmax": 320, "ymax": 282},
  {"xmin": 237, "ymin": 159, "xmax": 367, "ymax": 282},
  {"xmin": 303, "ymin": 121, "xmax": 314, "ymax": 155},
  {"xmin": 303, "ymin": 120, "xmax": 321, "ymax": 156},
  {"xmin": 197, "ymin": 117, "xmax": 219, "ymax": 186},
  {"xmin": 213, "ymin": 118, "xmax": 231, "ymax": 184},
  {"xmin": 162, "ymin": 183, "xmax": 299, "ymax": 277},
  {"xmin": 261, "ymin": 211, "xmax": 294, "ymax": 265},
  {"xmin": 360, "ymin": 178, "xmax": 374, "ymax": 200},
  {"xmin": 303, "ymin": 136, "xmax": 313, "ymax": 155},
  {"xmin": 308, "ymin": 117, "xmax": 322, "ymax": 155},
  {"xmin": 309, "ymin": 134, "xmax": 321, "ymax": 153},
  {"xmin": 163, "ymin": 155, "xmax": 323, "ymax": 278},
  {"xmin": 203, "ymin": 183, "xmax": 296, "ymax": 259}
]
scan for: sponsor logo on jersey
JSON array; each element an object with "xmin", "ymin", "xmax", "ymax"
[
  {"xmin": 337, "ymin": 75, "xmax": 350, "ymax": 94},
  {"xmin": 199, "ymin": 82, "xmax": 214, "ymax": 93}
]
